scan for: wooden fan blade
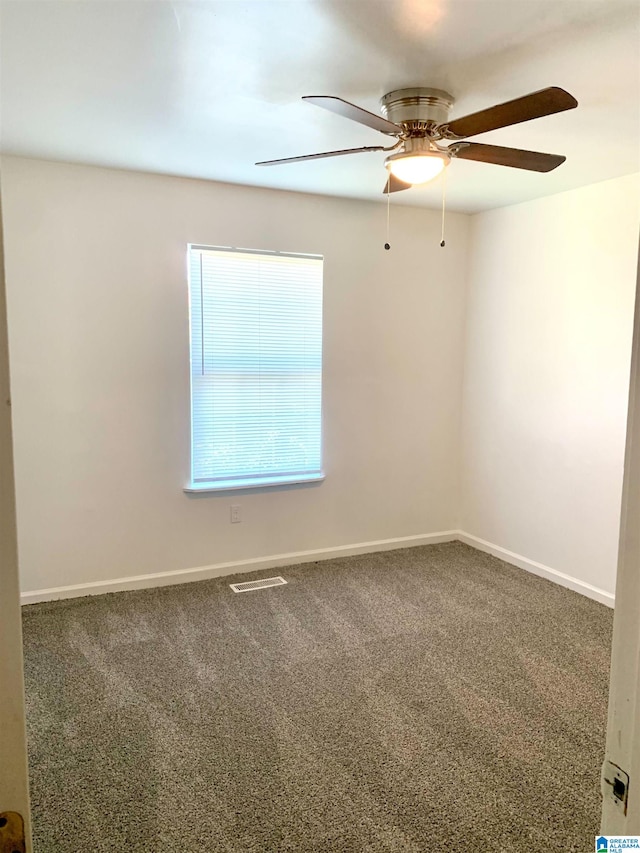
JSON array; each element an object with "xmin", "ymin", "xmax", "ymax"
[
  {"xmin": 256, "ymin": 145, "xmax": 386, "ymax": 166},
  {"xmin": 383, "ymin": 173, "xmax": 412, "ymax": 193},
  {"xmin": 303, "ymin": 95, "xmax": 402, "ymax": 136},
  {"xmin": 443, "ymin": 87, "xmax": 577, "ymax": 139},
  {"xmin": 451, "ymin": 142, "xmax": 566, "ymax": 172}
]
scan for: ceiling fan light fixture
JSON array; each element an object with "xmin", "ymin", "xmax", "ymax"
[{"xmin": 385, "ymin": 150, "xmax": 449, "ymax": 185}]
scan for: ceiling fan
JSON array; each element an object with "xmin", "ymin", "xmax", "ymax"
[{"xmin": 256, "ymin": 87, "xmax": 578, "ymax": 193}]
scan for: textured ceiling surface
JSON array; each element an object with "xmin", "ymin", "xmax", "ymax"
[{"xmin": 1, "ymin": 0, "xmax": 638, "ymax": 212}]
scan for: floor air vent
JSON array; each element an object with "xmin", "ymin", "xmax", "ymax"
[{"xmin": 229, "ymin": 576, "xmax": 288, "ymax": 593}]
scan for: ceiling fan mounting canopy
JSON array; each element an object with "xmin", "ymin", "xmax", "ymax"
[
  {"xmin": 380, "ymin": 87, "xmax": 455, "ymax": 130},
  {"xmin": 255, "ymin": 85, "xmax": 578, "ymax": 192}
]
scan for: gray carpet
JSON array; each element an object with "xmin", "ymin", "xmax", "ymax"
[{"xmin": 22, "ymin": 542, "xmax": 612, "ymax": 852}]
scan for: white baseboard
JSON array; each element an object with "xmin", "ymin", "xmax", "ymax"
[
  {"xmin": 21, "ymin": 529, "xmax": 616, "ymax": 608},
  {"xmin": 456, "ymin": 531, "xmax": 615, "ymax": 608},
  {"xmin": 20, "ymin": 531, "xmax": 458, "ymax": 604}
]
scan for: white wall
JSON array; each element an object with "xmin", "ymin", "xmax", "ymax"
[
  {"xmin": 460, "ymin": 174, "xmax": 640, "ymax": 599},
  {"xmin": 4, "ymin": 157, "xmax": 638, "ymax": 603},
  {"xmin": 1, "ymin": 156, "xmax": 469, "ymax": 596}
]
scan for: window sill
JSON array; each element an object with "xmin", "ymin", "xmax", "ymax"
[{"xmin": 184, "ymin": 472, "xmax": 325, "ymax": 493}]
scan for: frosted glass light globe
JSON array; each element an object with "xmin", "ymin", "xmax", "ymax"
[{"xmin": 386, "ymin": 152, "xmax": 448, "ymax": 185}]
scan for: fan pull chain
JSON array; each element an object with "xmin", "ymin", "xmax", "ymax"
[
  {"xmin": 385, "ymin": 179, "xmax": 391, "ymax": 250},
  {"xmin": 440, "ymin": 167, "xmax": 447, "ymax": 248}
]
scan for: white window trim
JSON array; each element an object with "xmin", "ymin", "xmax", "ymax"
[
  {"xmin": 185, "ymin": 244, "xmax": 324, "ymax": 493},
  {"xmin": 184, "ymin": 471, "xmax": 325, "ymax": 493}
]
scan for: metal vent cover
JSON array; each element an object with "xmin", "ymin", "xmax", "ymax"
[{"xmin": 229, "ymin": 576, "xmax": 288, "ymax": 593}]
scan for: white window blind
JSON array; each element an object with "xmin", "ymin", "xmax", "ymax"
[{"xmin": 187, "ymin": 245, "xmax": 324, "ymax": 491}]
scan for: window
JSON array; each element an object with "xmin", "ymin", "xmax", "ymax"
[{"xmin": 186, "ymin": 245, "xmax": 324, "ymax": 491}]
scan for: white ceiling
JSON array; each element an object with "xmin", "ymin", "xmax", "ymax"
[{"xmin": 1, "ymin": 0, "xmax": 638, "ymax": 213}]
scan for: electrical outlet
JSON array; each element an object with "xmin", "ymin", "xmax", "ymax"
[{"xmin": 230, "ymin": 505, "xmax": 241, "ymax": 524}]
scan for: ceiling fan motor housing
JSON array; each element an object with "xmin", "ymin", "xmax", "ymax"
[{"xmin": 380, "ymin": 88, "xmax": 455, "ymax": 131}]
